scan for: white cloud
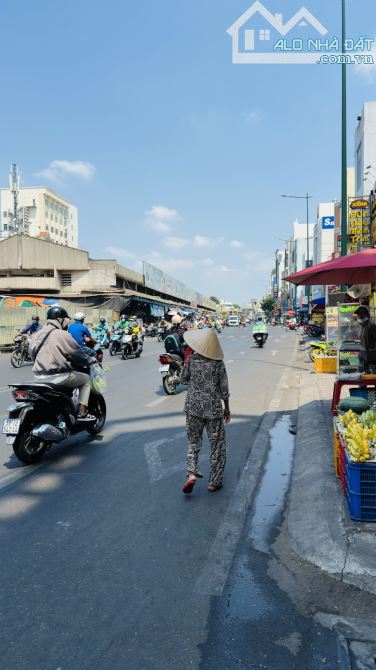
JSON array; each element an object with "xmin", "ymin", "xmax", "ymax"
[
  {"xmin": 163, "ymin": 236, "xmax": 190, "ymax": 249},
  {"xmin": 145, "ymin": 205, "xmax": 180, "ymax": 234},
  {"xmin": 103, "ymin": 246, "xmax": 136, "ymax": 260},
  {"xmin": 149, "ymin": 221, "xmax": 172, "ymax": 233},
  {"xmin": 145, "ymin": 205, "xmax": 180, "ymax": 222},
  {"xmin": 145, "ymin": 251, "xmax": 195, "ymax": 273},
  {"xmin": 243, "ymin": 250, "xmax": 272, "ymax": 273},
  {"xmin": 354, "ymin": 40, "xmax": 376, "ymax": 83},
  {"xmin": 194, "ymin": 235, "xmax": 222, "ymax": 248},
  {"xmin": 230, "ymin": 240, "xmax": 244, "ymax": 248},
  {"xmin": 244, "ymin": 111, "xmax": 260, "ymax": 123},
  {"xmin": 218, "ymin": 264, "xmax": 232, "ymax": 273},
  {"xmin": 199, "ymin": 257, "xmax": 215, "ymax": 267},
  {"xmin": 36, "ymin": 160, "xmax": 95, "ymax": 184}
]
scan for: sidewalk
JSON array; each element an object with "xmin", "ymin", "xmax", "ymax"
[{"xmin": 287, "ymin": 342, "xmax": 376, "ymax": 596}]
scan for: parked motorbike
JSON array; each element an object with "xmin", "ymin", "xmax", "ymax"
[
  {"xmin": 304, "ymin": 323, "xmax": 325, "ymax": 338},
  {"xmin": 93, "ymin": 328, "xmax": 110, "ymax": 348},
  {"xmin": 109, "ymin": 328, "xmax": 124, "ymax": 356},
  {"xmin": 121, "ymin": 331, "xmax": 143, "ymax": 360},
  {"xmin": 308, "ymin": 338, "xmax": 335, "ymax": 362},
  {"xmin": 11, "ymin": 334, "xmax": 32, "ymax": 368},
  {"xmin": 159, "ymin": 352, "xmax": 184, "ymax": 395},
  {"xmin": 3, "ymin": 376, "xmax": 106, "ymax": 465}
]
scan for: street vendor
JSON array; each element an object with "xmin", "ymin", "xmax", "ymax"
[{"xmin": 354, "ymin": 306, "xmax": 376, "ymax": 372}]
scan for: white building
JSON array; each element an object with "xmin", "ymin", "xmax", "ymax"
[
  {"xmin": 286, "ymin": 219, "xmax": 315, "ymax": 307},
  {"xmin": 312, "ymin": 202, "xmax": 335, "ymax": 302},
  {"xmin": 355, "ymin": 101, "xmax": 376, "ymax": 196},
  {"xmin": 0, "ymin": 187, "xmax": 78, "ymax": 248}
]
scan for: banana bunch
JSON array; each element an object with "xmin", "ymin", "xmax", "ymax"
[
  {"xmin": 345, "ymin": 422, "xmax": 371, "ymax": 462},
  {"xmin": 359, "ymin": 410, "xmax": 376, "ymax": 429},
  {"xmin": 341, "ymin": 410, "xmax": 358, "ymax": 427}
]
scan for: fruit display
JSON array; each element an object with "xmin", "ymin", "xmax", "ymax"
[{"xmin": 338, "ymin": 409, "xmax": 376, "ymax": 463}]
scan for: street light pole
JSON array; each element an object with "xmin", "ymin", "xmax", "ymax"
[{"xmin": 341, "ymin": 0, "xmax": 348, "ymax": 257}]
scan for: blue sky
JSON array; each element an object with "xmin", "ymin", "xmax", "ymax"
[{"xmin": 1, "ymin": 0, "xmax": 376, "ymax": 303}]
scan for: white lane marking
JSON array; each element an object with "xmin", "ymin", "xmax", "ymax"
[
  {"xmin": 195, "ymin": 356, "xmax": 295, "ymax": 597},
  {"xmin": 0, "ymin": 387, "xmax": 8, "ymax": 394},
  {"xmin": 226, "ymin": 360, "xmax": 235, "ymax": 365},
  {"xmin": 271, "ymin": 350, "xmax": 278, "ymax": 357},
  {"xmin": 240, "ymin": 351, "xmax": 245, "ymax": 355},
  {"xmin": 275, "ymin": 339, "xmax": 280, "ymax": 343},
  {"xmin": 146, "ymin": 397, "xmax": 167, "ymax": 408}
]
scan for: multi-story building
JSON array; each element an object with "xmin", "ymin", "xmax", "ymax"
[
  {"xmin": 0, "ymin": 187, "xmax": 78, "ymax": 248},
  {"xmin": 355, "ymin": 101, "xmax": 376, "ymax": 196},
  {"xmin": 312, "ymin": 202, "xmax": 335, "ymax": 303},
  {"xmin": 285, "ymin": 219, "xmax": 315, "ymax": 308}
]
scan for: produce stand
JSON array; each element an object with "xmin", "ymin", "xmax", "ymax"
[
  {"xmin": 331, "ymin": 376, "xmax": 376, "ymax": 415},
  {"xmin": 333, "ymin": 413, "xmax": 376, "ymax": 521}
]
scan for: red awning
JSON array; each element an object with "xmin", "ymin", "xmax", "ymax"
[{"xmin": 286, "ymin": 249, "xmax": 376, "ymax": 286}]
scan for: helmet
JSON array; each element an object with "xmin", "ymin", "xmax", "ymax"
[
  {"xmin": 74, "ymin": 312, "xmax": 85, "ymax": 321},
  {"xmin": 46, "ymin": 306, "xmax": 70, "ymax": 321},
  {"xmin": 100, "ymin": 317, "xmax": 106, "ymax": 323},
  {"xmin": 32, "ymin": 315, "xmax": 39, "ymax": 321},
  {"xmin": 120, "ymin": 314, "xmax": 127, "ymax": 321},
  {"xmin": 172, "ymin": 315, "xmax": 183, "ymax": 325}
]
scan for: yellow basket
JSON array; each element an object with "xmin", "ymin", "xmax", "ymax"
[{"xmin": 314, "ymin": 356, "xmax": 337, "ymax": 374}]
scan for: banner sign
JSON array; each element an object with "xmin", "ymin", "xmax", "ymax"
[
  {"xmin": 347, "ymin": 197, "xmax": 371, "ymax": 253},
  {"xmin": 322, "ymin": 216, "xmax": 334, "ymax": 230},
  {"xmin": 143, "ymin": 262, "xmax": 213, "ymax": 309}
]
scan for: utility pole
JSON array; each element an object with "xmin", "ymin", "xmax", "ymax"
[{"xmin": 9, "ymin": 163, "xmax": 20, "ymax": 234}]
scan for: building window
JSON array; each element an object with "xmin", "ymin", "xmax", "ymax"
[
  {"xmin": 259, "ymin": 29, "xmax": 270, "ymax": 40},
  {"xmin": 3, "ymin": 211, "xmax": 7, "ymax": 218},
  {"xmin": 3, "ymin": 224, "xmax": 7, "ymax": 231},
  {"xmin": 60, "ymin": 272, "xmax": 72, "ymax": 287}
]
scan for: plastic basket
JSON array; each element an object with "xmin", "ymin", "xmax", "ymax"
[
  {"xmin": 314, "ymin": 357, "xmax": 337, "ymax": 374},
  {"xmin": 344, "ymin": 449, "xmax": 376, "ymax": 521},
  {"xmin": 350, "ymin": 387, "xmax": 376, "ymax": 405},
  {"xmin": 333, "ymin": 430, "xmax": 341, "ymax": 476},
  {"xmin": 346, "ymin": 486, "xmax": 376, "ymax": 521}
]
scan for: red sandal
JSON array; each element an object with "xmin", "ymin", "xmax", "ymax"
[{"xmin": 182, "ymin": 478, "xmax": 196, "ymax": 494}]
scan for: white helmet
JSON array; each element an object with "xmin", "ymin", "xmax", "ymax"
[
  {"xmin": 172, "ymin": 315, "xmax": 183, "ymax": 325},
  {"xmin": 74, "ymin": 312, "xmax": 85, "ymax": 321}
]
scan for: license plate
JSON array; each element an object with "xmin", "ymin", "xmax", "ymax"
[
  {"xmin": 159, "ymin": 365, "xmax": 170, "ymax": 373},
  {"xmin": 2, "ymin": 418, "xmax": 21, "ymax": 434}
]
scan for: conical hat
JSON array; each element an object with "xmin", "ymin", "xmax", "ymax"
[{"xmin": 183, "ymin": 329, "xmax": 224, "ymax": 361}]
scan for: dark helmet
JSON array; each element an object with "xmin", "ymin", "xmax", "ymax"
[
  {"xmin": 100, "ymin": 317, "xmax": 106, "ymax": 323},
  {"xmin": 354, "ymin": 306, "xmax": 370, "ymax": 319},
  {"xmin": 32, "ymin": 315, "xmax": 39, "ymax": 321},
  {"xmin": 46, "ymin": 306, "xmax": 70, "ymax": 321}
]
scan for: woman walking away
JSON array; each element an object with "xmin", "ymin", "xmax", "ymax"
[{"xmin": 180, "ymin": 328, "xmax": 230, "ymax": 495}]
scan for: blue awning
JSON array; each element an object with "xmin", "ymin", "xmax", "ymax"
[{"xmin": 312, "ymin": 297, "xmax": 325, "ymax": 306}]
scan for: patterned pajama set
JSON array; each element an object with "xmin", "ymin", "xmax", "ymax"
[{"xmin": 181, "ymin": 353, "xmax": 230, "ymax": 487}]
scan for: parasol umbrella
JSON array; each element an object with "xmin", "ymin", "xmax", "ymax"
[{"xmin": 285, "ymin": 248, "xmax": 376, "ymax": 286}]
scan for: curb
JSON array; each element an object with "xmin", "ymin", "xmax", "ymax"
[{"xmin": 287, "ymin": 365, "xmax": 376, "ymax": 596}]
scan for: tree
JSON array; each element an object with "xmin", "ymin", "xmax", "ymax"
[
  {"xmin": 209, "ymin": 296, "xmax": 220, "ymax": 304},
  {"xmin": 261, "ymin": 297, "xmax": 275, "ymax": 316},
  {"xmin": 233, "ymin": 304, "xmax": 241, "ymax": 311}
]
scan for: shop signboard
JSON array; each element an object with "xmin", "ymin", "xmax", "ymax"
[
  {"xmin": 143, "ymin": 261, "xmax": 212, "ymax": 308},
  {"xmin": 326, "ymin": 306, "xmax": 339, "ymax": 344},
  {"xmin": 371, "ymin": 192, "xmax": 376, "ymax": 246},
  {"xmin": 347, "ymin": 197, "xmax": 371, "ymax": 254}
]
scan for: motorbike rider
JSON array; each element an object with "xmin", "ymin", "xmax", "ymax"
[
  {"xmin": 68, "ymin": 312, "xmax": 98, "ymax": 356},
  {"xmin": 96, "ymin": 316, "xmax": 110, "ymax": 344},
  {"xmin": 20, "ymin": 315, "xmax": 43, "ymax": 335},
  {"xmin": 29, "ymin": 306, "xmax": 96, "ymax": 421},
  {"xmin": 164, "ymin": 315, "xmax": 188, "ymax": 359},
  {"xmin": 252, "ymin": 316, "xmax": 268, "ymax": 341},
  {"xmin": 114, "ymin": 314, "xmax": 129, "ymax": 332}
]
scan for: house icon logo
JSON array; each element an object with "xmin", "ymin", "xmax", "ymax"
[{"xmin": 227, "ymin": 1, "xmax": 328, "ymax": 64}]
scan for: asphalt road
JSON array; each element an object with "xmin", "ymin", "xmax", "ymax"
[{"xmin": 0, "ymin": 327, "xmax": 343, "ymax": 669}]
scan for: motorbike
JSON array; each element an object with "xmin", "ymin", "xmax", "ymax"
[
  {"xmin": 145, "ymin": 325, "xmax": 158, "ymax": 337},
  {"xmin": 121, "ymin": 331, "xmax": 143, "ymax": 360},
  {"xmin": 159, "ymin": 352, "xmax": 184, "ymax": 395},
  {"xmin": 3, "ymin": 347, "xmax": 106, "ymax": 464},
  {"xmin": 253, "ymin": 331, "xmax": 268, "ymax": 348},
  {"xmin": 109, "ymin": 328, "xmax": 124, "ymax": 356},
  {"xmin": 304, "ymin": 323, "xmax": 325, "ymax": 338},
  {"xmin": 308, "ymin": 338, "xmax": 336, "ymax": 362},
  {"xmin": 11, "ymin": 334, "xmax": 32, "ymax": 368},
  {"xmin": 157, "ymin": 327, "xmax": 167, "ymax": 342},
  {"xmin": 93, "ymin": 327, "xmax": 110, "ymax": 348},
  {"xmin": 214, "ymin": 323, "xmax": 222, "ymax": 334}
]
